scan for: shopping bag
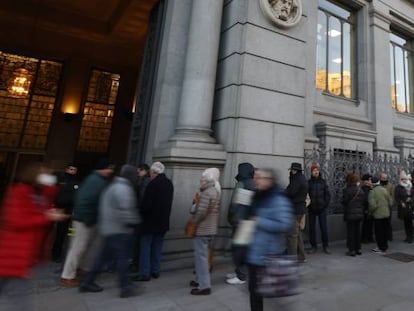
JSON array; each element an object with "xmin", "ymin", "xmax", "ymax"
[{"xmin": 256, "ymin": 255, "xmax": 301, "ymax": 298}]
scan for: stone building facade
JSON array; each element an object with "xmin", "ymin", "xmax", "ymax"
[{"xmin": 129, "ymin": 0, "xmax": 414, "ymax": 260}]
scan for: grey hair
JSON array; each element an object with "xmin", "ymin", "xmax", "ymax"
[{"xmin": 150, "ymin": 161, "xmax": 165, "ymax": 174}]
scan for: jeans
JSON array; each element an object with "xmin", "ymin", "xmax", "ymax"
[
  {"xmin": 308, "ymin": 210, "xmax": 329, "ymax": 248},
  {"xmin": 82, "ymin": 234, "xmax": 134, "ymax": 290},
  {"xmin": 139, "ymin": 233, "xmax": 165, "ymax": 277},
  {"xmin": 194, "ymin": 236, "xmax": 213, "ymax": 289}
]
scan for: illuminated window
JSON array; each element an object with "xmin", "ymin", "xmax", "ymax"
[
  {"xmin": 390, "ymin": 32, "xmax": 412, "ymax": 113},
  {"xmin": 77, "ymin": 69, "xmax": 120, "ymax": 153},
  {"xmin": 316, "ymin": 0, "xmax": 355, "ymax": 99},
  {"xmin": 0, "ymin": 51, "xmax": 62, "ymax": 149}
]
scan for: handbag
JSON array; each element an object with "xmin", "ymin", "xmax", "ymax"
[
  {"xmin": 184, "ymin": 218, "xmax": 197, "ymax": 238},
  {"xmin": 256, "ymin": 255, "xmax": 301, "ymax": 298}
]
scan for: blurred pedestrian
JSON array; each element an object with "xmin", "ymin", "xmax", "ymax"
[
  {"xmin": 60, "ymin": 159, "xmax": 115, "ymax": 287},
  {"xmin": 360, "ymin": 174, "xmax": 374, "ymax": 243},
  {"xmin": 79, "ymin": 164, "xmax": 141, "ymax": 298},
  {"xmin": 395, "ymin": 171, "xmax": 412, "ymax": 243},
  {"xmin": 246, "ymin": 168, "xmax": 293, "ymax": 311},
  {"xmin": 379, "ymin": 172, "xmax": 394, "ymax": 241},
  {"xmin": 0, "ymin": 162, "xmax": 67, "ymax": 311}
]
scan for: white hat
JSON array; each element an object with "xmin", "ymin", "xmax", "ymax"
[{"xmin": 400, "ymin": 171, "xmax": 408, "ymax": 180}]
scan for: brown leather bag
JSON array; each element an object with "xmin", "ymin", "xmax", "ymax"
[{"xmin": 185, "ymin": 218, "xmax": 197, "ymax": 238}]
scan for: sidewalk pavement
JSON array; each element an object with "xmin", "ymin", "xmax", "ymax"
[{"xmin": 3, "ymin": 231, "xmax": 414, "ymax": 311}]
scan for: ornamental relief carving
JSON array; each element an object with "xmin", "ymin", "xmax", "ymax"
[{"xmin": 259, "ymin": 0, "xmax": 302, "ymax": 28}]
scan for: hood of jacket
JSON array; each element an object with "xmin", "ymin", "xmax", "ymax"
[{"xmin": 236, "ymin": 162, "xmax": 255, "ymax": 181}]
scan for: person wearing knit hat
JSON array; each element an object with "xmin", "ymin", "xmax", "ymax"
[
  {"xmin": 395, "ymin": 170, "xmax": 413, "ymax": 243},
  {"xmin": 134, "ymin": 161, "xmax": 174, "ymax": 282},
  {"xmin": 189, "ymin": 168, "xmax": 221, "ymax": 295},
  {"xmin": 307, "ymin": 163, "xmax": 331, "ymax": 255}
]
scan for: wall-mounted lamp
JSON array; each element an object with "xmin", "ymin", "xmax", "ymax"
[{"xmin": 63, "ymin": 112, "xmax": 77, "ymax": 122}]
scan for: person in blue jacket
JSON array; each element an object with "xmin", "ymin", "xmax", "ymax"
[{"xmin": 246, "ymin": 168, "xmax": 293, "ymax": 311}]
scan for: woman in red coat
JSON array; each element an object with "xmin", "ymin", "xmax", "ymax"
[{"xmin": 0, "ymin": 162, "xmax": 67, "ymax": 310}]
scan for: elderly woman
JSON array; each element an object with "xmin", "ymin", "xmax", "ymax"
[
  {"xmin": 189, "ymin": 168, "xmax": 221, "ymax": 295},
  {"xmin": 246, "ymin": 168, "xmax": 293, "ymax": 311},
  {"xmin": 395, "ymin": 171, "xmax": 413, "ymax": 243}
]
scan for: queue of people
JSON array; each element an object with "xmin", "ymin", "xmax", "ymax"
[{"xmin": 2, "ymin": 157, "xmax": 414, "ymax": 311}]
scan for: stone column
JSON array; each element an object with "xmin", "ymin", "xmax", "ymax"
[{"xmin": 170, "ymin": 0, "xmax": 224, "ymax": 143}]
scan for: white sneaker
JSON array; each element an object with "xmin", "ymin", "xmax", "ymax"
[
  {"xmin": 226, "ymin": 273, "xmax": 236, "ymax": 279},
  {"xmin": 226, "ymin": 276, "xmax": 246, "ymax": 285},
  {"xmin": 371, "ymin": 247, "xmax": 380, "ymax": 253}
]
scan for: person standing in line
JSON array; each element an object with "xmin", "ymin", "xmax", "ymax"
[
  {"xmin": 379, "ymin": 172, "xmax": 394, "ymax": 241},
  {"xmin": 79, "ymin": 164, "xmax": 141, "ymax": 298},
  {"xmin": 134, "ymin": 162, "xmax": 174, "ymax": 281},
  {"xmin": 189, "ymin": 168, "xmax": 221, "ymax": 295},
  {"xmin": 130, "ymin": 163, "xmax": 151, "ymax": 272},
  {"xmin": 307, "ymin": 164, "xmax": 331, "ymax": 254},
  {"xmin": 51, "ymin": 164, "xmax": 79, "ymax": 263},
  {"xmin": 395, "ymin": 171, "xmax": 413, "ymax": 243},
  {"xmin": 226, "ymin": 162, "xmax": 255, "ymax": 285},
  {"xmin": 60, "ymin": 159, "xmax": 115, "ymax": 287},
  {"xmin": 0, "ymin": 162, "xmax": 68, "ymax": 311},
  {"xmin": 342, "ymin": 174, "xmax": 365, "ymax": 256},
  {"xmin": 246, "ymin": 168, "xmax": 293, "ymax": 311},
  {"xmin": 286, "ymin": 162, "xmax": 308, "ymax": 263},
  {"xmin": 360, "ymin": 174, "xmax": 374, "ymax": 244},
  {"xmin": 368, "ymin": 177, "xmax": 393, "ymax": 255}
]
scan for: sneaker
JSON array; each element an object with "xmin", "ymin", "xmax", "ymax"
[
  {"xmin": 371, "ymin": 247, "xmax": 380, "ymax": 253},
  {"xmin": 323, "ymin": 247, "xmax": 331, "ymax": 255},
  {"xmin": 79, "ymin": 283, "xmax": 103, "ymax": 293},
  {"xmin": 307, "ymin": 247, "xmax": 317, "ymax": 254},
  {"xmin": 226, "ymin": 276, "xmax": 246, "ymax": 285},
  {"xmin": 226, "ymin": 273, "xmax": 236, "ymax": 279}
]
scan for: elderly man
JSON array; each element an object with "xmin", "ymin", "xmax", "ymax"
[{"xmin": 134, "ymin": 162, "xmax": 174, "ymax": 281}]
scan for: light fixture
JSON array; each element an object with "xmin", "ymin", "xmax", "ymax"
[{"xmin": 8, "ymin": 68, "xmax": 32, "ymax": 97}]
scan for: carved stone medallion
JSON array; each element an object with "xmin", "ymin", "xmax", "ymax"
[{"xmin": 259, "ymin": 0, "xmax": 302, "ymax": 28}]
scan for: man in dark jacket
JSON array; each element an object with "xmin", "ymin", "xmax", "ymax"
[
  {"xmin": 307, "ymin": 164, "xmax": 331, "ymax": 254},
  {"xmin": 286, "ymin": 162, "xmax": 308, "ymax": 263},
  {"xmin": 135, "ymin": 161, "xmax": 174, "ymax": 281},
  {"xmin": 60, "ymin": 159, "xmax": 114, "ymax": 287},
  {"xmin": 51, "ymin": 164, "xmax": 79, "ymax": 262},
  {"xmin": 226, "ymin": 162, "xmax": 255, "ymax": 285},
  {"xmin": 360, "ymin": 173, "xmax": 374, "ymax": 243}
]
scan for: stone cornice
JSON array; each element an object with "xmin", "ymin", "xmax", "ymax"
[{"xmin": 315, "ymin": 122, "xmax": 377, "ymax": 143}]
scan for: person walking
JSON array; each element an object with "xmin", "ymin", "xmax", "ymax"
[
  {"xmin": 79, "ymin": 165, "xmax": 141, "ymax": 298},
  {"xmin": 307, "ymin": 164, "xmax": 331, "ymax": 254},
  {"xmin": 368, "ymin": 177, "xmax": 393, "ymax": 255},
  {"xmin": 0, "ymin": 162, "xmax": 67, "ymax": 311},
  {"xmin": 134, "ymin": 162, "xmax": 174, "ymax": 281},
  {"xmin": 395, "ymin": 171, "xmax": 413, "ymax": 243},
  {"xmin": 286, "ymin": 162, "xmax": 308, "ymax": 263},
  {"xmin": 189, "ymin": 168, "xmax": 221, "ymax": 295},
  {"xmin": 246, "ymin": 168, "xmax": 293, "ymax": 311},
  {"xmin": 60, "ymin": 159, "xmax": 115, "ymax": 287},
  {"xmin": 342, "ymin": 174, "xmax": 365, "ymax": 256},
  {"xmin": 226, "ymin": 162, "xmax": 255, "ymax": 285}
]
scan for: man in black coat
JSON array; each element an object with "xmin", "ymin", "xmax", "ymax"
[
  {"xmin": 135, "ymin": 161, "xmax": 174, "ymax": 281},
  {"xmin": 52, "ymin": 164, "xmax": 79, "ymax": 262},
  {"xmin": 286, "ymin": 162, "xmax": 308, "ymax": 263},
  {"xmin": 307, "ymin": 164, "xmax": 331, "ymax": 254}
]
